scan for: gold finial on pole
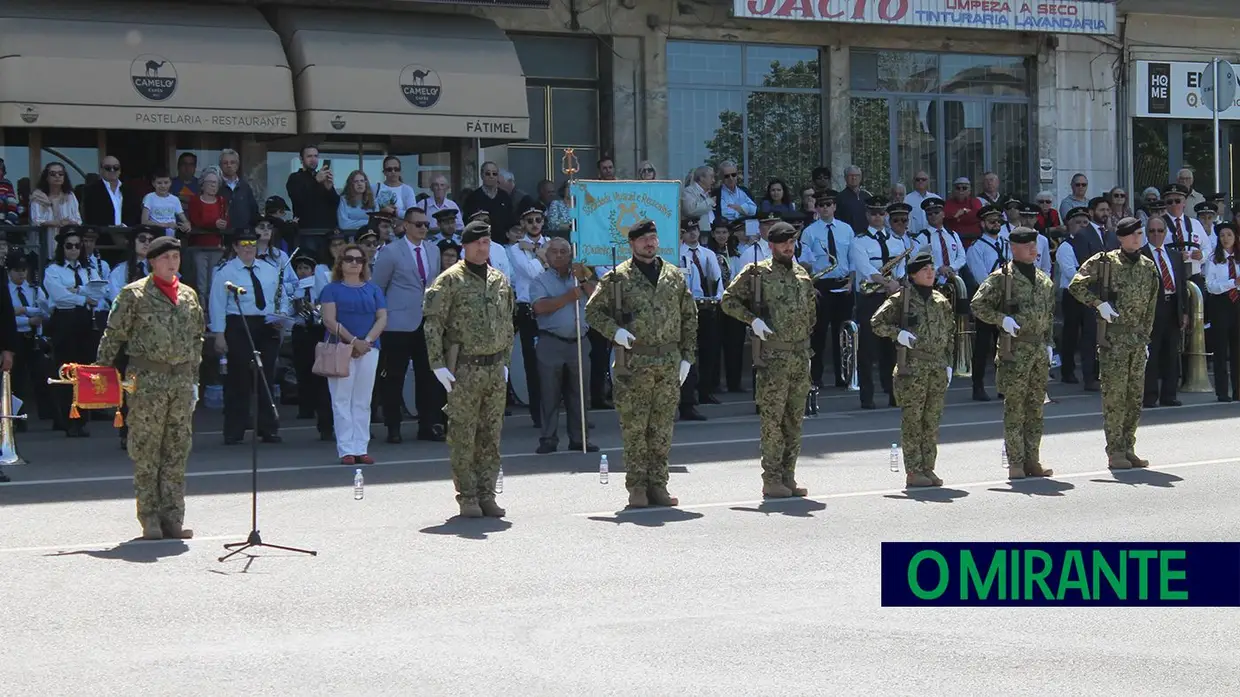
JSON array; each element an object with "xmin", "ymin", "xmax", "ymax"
[{"xmin": 561, "ymin": 148, "xmax": 580, "ymax": 179}]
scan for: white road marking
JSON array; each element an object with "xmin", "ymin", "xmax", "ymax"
[
  {"xmin": 570, "ymin": 457, "xmax": 1240, "ymax": 517},
  {"xmin": 0, "ymin": 535, "xmax": 235, "ymax": 555},
  {"xmin": 2, "ymin": 401, "xmax": 1229, "ymax": 488}
]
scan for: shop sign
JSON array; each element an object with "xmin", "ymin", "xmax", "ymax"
[
  {"xmin": 133, "ymin": 111, "xmax": 291, "ymax": 132},
  {"xmin": 131, "ymin": 55, "xmax": 177, "ymax": 102},
  {"xmin": 1134, "ymin": 60, "xmax": 1240, "ymax": 120},
  {"xmin": 734, "ymin": 0, "xmax": 1116, "ymax": 35},
  {"xmin": 400, "ymin": 65, "xmax": 442, "ymax": 109}
]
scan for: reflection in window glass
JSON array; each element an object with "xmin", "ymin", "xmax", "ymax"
[
  {"xmin": 265, "ymin": 150, "xmax": 302, "ymax": 215},
  {"xmin": 875, "ymin": 51, "xmax": 939, "ymax": 93},
  {"xmin": 746, "ymin": 46, "xmax": 820, "ymax": 88},
  {"xmin": 668, "ymin": 88, "xmax": 745, "ymax": 184},
  {"xmin": 511, "ymin": 35, "xmax": 598, "ymax": 81},
  {"xmin": 1182, "ymin": 122, "xmax": 1217, "ymax": 194},
  {"xmin": 508, "ymin": 147, "xmax": 549, "ymax": 194},
  {"xmin": 0, "ymin": 129, "xmax": 30, "ymax": 222},
  {"xmin": 851, "ymin": 97, "xmax": 891, "ymax": 187},
  {"xmin": 551, "ymin": 88, "xmax": 598, "ymax": 147},
  {"xmin": 1132, "ymin": 119, "xmax": 1170, "ymax": 194},
  {"xmin": 943, "ymin": 100, "xmax": 986, "ymax": 185},
  {"xmin": 990, "ymin": 102, "xmax": 1030, "ymax": 197},
  {"xmin": 526, "ymin": 87, "xmax": 547, "ymax": 146},
  {"xmin": 667, "ymin": 41, "xmax": 742, "ymax": 86},
  {"xmin": 746, "ymin": 92, "xmax": 820, "ymax": 193},
  {"xmin": 397, "ymin": 152, "xmax": 451, "ymax": 200},
  {"xmin": 895, "ymin": 99, "xmax": 938, "ymax": 192},
  {"xmin": 941, "ymin": 54, "xmax": 1028, "ymax": 97}
]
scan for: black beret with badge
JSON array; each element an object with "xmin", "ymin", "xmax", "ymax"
[
  {"xmin": 1115, "ymin": 217, "xmax": 1142, "ymax": 237},
  {"xmin": 461, "ymin": 220, "xmax": 492, "ymax": 245},
  {"xmin": 1008, "ymin": 226, "xmax": 1039, "ymax": 245},
  {"xmin": 145, "ymin": 235, "xmax": 181, "ymax": 261},
  {"xmin": 766, "ymin": 222, "xmax": 797, "ymax": 244},
  {"xmin": 628, "ymin": 219, "xmax": 658, "ymax": 240},
  {"xmin": 905, "ymin": 245, "xmax": 934, "ymax": 275}
]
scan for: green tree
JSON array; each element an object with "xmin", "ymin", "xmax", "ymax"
[{"xmin": 705, "ymin": 60, "xmax": 821, "ymax": 196}]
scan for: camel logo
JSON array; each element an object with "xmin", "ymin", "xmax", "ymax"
[
  {"xmin": 399, "ymin": 65, "xmax": 442, "ymax": 109},
  {"xmin": 330, "ymin": 115, "xmax": 346, "ymax": 131},
  {"xmin": 19, "ymin": 105, "xmax": 37, "ymax": 124},
  {"xmin": 131, "ymin": 54, "xmax": 177, "ymax": 101}
]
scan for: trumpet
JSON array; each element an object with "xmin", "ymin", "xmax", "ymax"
[
  {"xmin": 0, "ymin": 371, "xmax": 28, "ymax": 467},
  {"xmin": 293, "ymin": 297, "xmax": 322, "ymax": 325},
  {"xmin": 839, "ymin": 320, "xmax": 860, "ymax": 391},
  {"xmin": 943, "ymin": 273, "xmax": 974, "ymax": 378},
  {"xmin": 859, "ymin": 247, "xmax": 915, "ymax": 294},
  {"xmin": 809, "ymin": 255, "xmax": 839, "ymax": 281}
]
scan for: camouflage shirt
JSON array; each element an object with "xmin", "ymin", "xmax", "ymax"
[
  {"xmin": 1068, "ymin": 250, "xmax": 1160, "ymax": 347},
  {"xmin": 98, "ymin": 277, "xmax": 204, "ymax": 369},
  {"xmin": 721, "ymin": 258, "xmax": 816, "ymax": 350},
  {"xmin": 971, "ymin": 263, "xmax": 1056, "ymax": 347},
  {"xmin": 423, "ymin": 261, "xmax": 515, "ymax": 369},
  {"xmin": 584, "ymin": 256, "xmax": 698, "ymax": 365},
  {"xmin": 871, "ymin": 286, "xmax": 954, "ymax": 371}
]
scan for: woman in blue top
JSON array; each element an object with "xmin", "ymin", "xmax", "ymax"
[
  {"xmin": 337, "ymin": 170, "xmax": 376, "ymax": 230},
  {"xmin": 758, "ymin": 178, "xmax": 797, "ymax": 216},
  {"xmin": 320, "ymin": 243, "xmax": 387, "ymax": 464}
]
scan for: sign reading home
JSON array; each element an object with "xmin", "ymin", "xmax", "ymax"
[
  {"xmin": 734, "ymin": 0, "xmax": 1116, "ymax": 35},
  {"xmin": 131, "ymin": 55, "xmax": 177, "ymax": 102},
  {"xmin": 400, "ymin": 65, "xmax": 442, "ymax": 109},
  {"xmin": 1134, "ymin": 60, "xmax": 1240, "ymax": 120}
]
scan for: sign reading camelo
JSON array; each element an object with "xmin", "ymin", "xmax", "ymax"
[
  {"xmin": 131, "ymin": 54, "xmax": 177, "ymax": 102},
  {"xmin": 400, "ymin": 65, "xmax": 442, "ymax": 109}
]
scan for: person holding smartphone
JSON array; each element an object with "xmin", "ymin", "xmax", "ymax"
[{"xmin": 285, "ymin": 145, "xmax": 340, "ymax": 233}]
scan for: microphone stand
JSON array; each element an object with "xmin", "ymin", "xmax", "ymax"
[{"xmin": 219, "ymin": 285, "xmax": 316, "ymax": 562}]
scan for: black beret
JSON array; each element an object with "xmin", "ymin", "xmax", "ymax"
[
  {"xmin": 865, "ymin": 195, "xmax": 889, "ymax": 211},
  {"xmin": 1065, "ymin": 206, "xmax": 1089, "ymax": 221},
  {"xmin": 905, "ymin": 246, "xmax": 934, "ymax": 275},
  {"xmin": 1008, "ymin": 227, "xmax": 1039, "ymax": 244},
  {"xmin": 432, "ymin": 207, "xmax": 458, "ymax": 220},
  {"xmin": 1088, "ymin": 196, "xmax": 1108, "ymax": 209},
  {"xmin": 1162, "ymin": 183, "xmax": 1191, "ymax": 198},
  {"xmin": 814, "ymin": 189, "xmax": 837, "ymax": 205},
  {"xmin": 886, "ymin": 202, "xmax": 913, "ymax": 215},
  {"xmin": 461, "ymin": 220, "xmax": 493, "ymax": 245},
  {"xmin": 920, "ymin": 196, "xmax": 945, "ymax": 211},
  {"xmin": 5, "ymin": 252, "xmax": 26, "ymax": 269},
  {"xmin": 1215, "ymin": 221, "xmax": 1235, "ymax": 235},
  {"xmin": 766, "ymin": 222, "xmax": 797, "ymax": 244},
  {"xmin": 1194, "ymin": 201, "xmax": 1218, "ymax": 214},
  {"xmin": 978, "ymin": 204, "xmax": 1004, "ymax": 219},
  {"xmin": 1115, "ymin": 217, "xmax": 1142, "ymax": 237},
  {"xmin": 146, "ymin": 235, "xmax": 181, "ymax": 261},
  {"xmin": 628, "ymin": 219, "xmax": 657, "ymax": 240}
]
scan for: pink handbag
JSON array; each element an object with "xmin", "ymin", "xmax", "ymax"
[{"xmin": 312, "ymin": 332, "xmax": 351, "ymax": 378}]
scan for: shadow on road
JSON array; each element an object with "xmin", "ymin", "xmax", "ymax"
[
  {"xmin": 730, "ymin": 498, "xmax": 827, "ymax": 517},
  {"xmin": 43, "ymin": 538, "xmax": 190, "ymax": 563},
  {"xmin": 987, "ymin": 478, "xmax": 1077, "ymax": 497},
  {"xmin": 419, "ymin": 517, "xmax": 513, "ymax": 540},
  {"xmin": 883, "ymin": 487, "xmax": 970, "ymax": 503},
  {"xmin": 1090, "ymin": 469, "xmax": 1184, "ymax": 488},
  {"xmin": 586, "ymin": 507, "xmax": 705, "ymax": 527}
]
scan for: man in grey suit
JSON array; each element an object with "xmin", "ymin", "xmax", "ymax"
[{"xmin": 373, "ymin": 206, "xmax": 446, "ymax": 443}]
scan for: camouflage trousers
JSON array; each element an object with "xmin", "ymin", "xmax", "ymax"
[
  {"xmin": 613, "ymin": 359, "xmax": 678, "ymax": 489},
  {"xmin": 996, "ymin": 344, "xmax": 1050, "ymax": 469},
  {"xmin": 126, "ymin": 370, "xmax": 195, "ymax": 527},
  {"xmin": 1100, "ymin": 346, "xmax": 1147, "ymax": 455},
  {"xmin": 444, "ymin": 363, "xmax": 506, "ymax": 504},
  {"xmin": 755, "ymin": 350, "xmax": 811, "ymax": 484},
  {"xmin": 894, "ymin": 363, "xmax": 948, "ymax": 474}
]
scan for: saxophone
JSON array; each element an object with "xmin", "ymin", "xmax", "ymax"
[{"xmin": 859, "ymin": 247, "xmax": 916, "ymax": 294}]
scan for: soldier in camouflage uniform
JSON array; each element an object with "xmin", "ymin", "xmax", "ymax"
[
  {"xmin": 871, "ymin": 247, "xmax": 954, "ymax": 487},
  {"xmin": 585, "ymin": 220, "xmax": 697, "ymax": 509},
  {"xmin": 424, "ymin": 221, "xmax": 516, "ymax": 518},
  {"xmin": 721, "ymin": 222, "xmax": 817, "ymax": 497},
  {"xmin": 971, "ymin": 227, "xmax": 1057, "ymax": 480},
  {"xmin": 1069, "ymin": 217, "xmax": 1160, "ymax": 469},
  {"xmin": 97, "ymin": 237, "xmax": 204, "ymax": 540}
]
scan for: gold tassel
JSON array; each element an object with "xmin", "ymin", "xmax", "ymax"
[
  {"xmin": 113, "ymin": 410, "xmax": 124, "ymax": 428},
  {"xmin": 69, "ymin": 404, "xmax": 80, "ymax": 419}
]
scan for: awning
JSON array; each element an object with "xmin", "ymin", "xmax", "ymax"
[
  {"xmin": 0, "ymin": 0, "xmax": 296, "ymax": 133},
  {"xmin": 269, "ymin": 9, "xmax": 529, "ymax": 140}
]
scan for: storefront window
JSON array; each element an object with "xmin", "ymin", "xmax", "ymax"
[
  {"xmin": 265, "ymin": 150, "xmax": 302, "ymax": 211},
  {"xmin": 508, "ymin": 35, "xmax": 600, "ymax": 188},
  {"xmin": 851, "ymin": 50, "xmax": 1032, "ymax": 196},
  {"xmin": 39, "ymin": 128, "xmax": 98, "ymax": 197},
  {"xmin": 0, "ymin": 129, "xmax": 31, "ymax": 219},
  {"xmin": 1132, "ymin": 119, "xmax": 1170, "ymax": 193},
  {"xmin": 668, "ymin": 41, "xmax": 823, "ymax": 191}
]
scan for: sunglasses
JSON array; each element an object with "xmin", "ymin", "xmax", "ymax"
[
  {"xmin": 384, "ymin": 167, "xmax": 401, "ymax": 173},
  {"xmin": 890, "ymin": 216, "xmax": 909, "ymax": 223},
  {"xmin": 1113, "ymin": 194, "xmax": 1127, "ymax": 199},
  {"xmin": 954, "ymin": 185, "xmax": 970, "ymax": 190},
  {"xmin": 102, "ymin": 165, "xmax": 120, "ymax": 172},
  {"xmin": 343, "ymin": 256, "xmax": 365, "ymax": 263},
  {"xmin": 639, "ymin": 168, "xmax": 654, "ymax": 174},
  {"xmin": 136, "ymin": 235, "xmax": 154, "ymax": 243},
  {"xmin": 524, "ymin": 217, "xmax": 544, "ymax": 224},
  {"xmin": 237, "ymin": 240, "xmax": 257, "ymax": 247},
  {"xmin": 62, "ymin": 242, "xmax": 81, "ymax": 250},
  {"xmin": 48, "ymin": 170, "xmax": 65, "ymax": 177},
  {"xmin": 722, "ymin": 173, "xmax": 738, "ymax": 179},
  {"xmin": 1037, "ymin": 199, "xmax": 1052, "ymax": 204},
  {"xmin": 407, "ymin": 221, "xmax": 429, "ymax": 228},
  {"xmin": 1073, "ymin": 182, "xmax": 1087, "ymax": 187},
  {"xmin": 1166, "ymin": 198, "xmax": 1185, "ymax": 205},
  {"xmin": 914, "ymin": 176, "xmax": 928, "ymax": 182}
]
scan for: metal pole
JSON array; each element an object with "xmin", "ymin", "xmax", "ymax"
[
  {"xmin": 1214, "ymin": 58, "xmax": 1222, "ymax": 192},
  {"xmin": 562, "ymin": 149, "xmax": 588, "ymax": 453}
]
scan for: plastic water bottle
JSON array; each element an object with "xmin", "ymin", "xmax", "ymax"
[
  {"xmin": 219, "ymin": 355, "xmax": 228, "ymax": 376},
  {"xmin": 496, "ymin": 465, "xmax": 504, "ymax": 494},
  {"xmin": 1001, "ymin": 443, "xmax": 1009, "ymax": 469},
  {"xmin": 599, "ymin": 454, "xmax": 609, "ymax": 484},
  {"xmin": 353, "ymin": 468, "xmax": 364, "ymax": 500},
  {"xmin": 889, "ymin": 443, "xmax": 900, "ymax": 473}
]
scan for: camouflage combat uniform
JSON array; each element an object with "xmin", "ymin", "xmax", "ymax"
[
  {"xmin": 97, "ymin": 277, "xmax": 204, "ymax": 539},
  {"xmin": 971, "ymin": 262, "xmax": 1056, "ymax": 476},
  {"xmin": 871, "ymin": 286, "xmax": 953, "ymax": 479},
  {"xmin": 424, "ymin": 262, "xmax": 515, "ymax": 515},
  {"xmin": 721, "ymin": 258, "xmax": 816, "ymax": 494},
  {"xmin": 585, "ymin": 257, "xmax": 696, "ymax": 498},
  {"xmin": 1069, "ymin": 250, "xmax": 1160, "ymax": 465}
]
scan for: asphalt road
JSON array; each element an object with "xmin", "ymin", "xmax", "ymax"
[{"xmin": 2, "ymin": 381, "xmax": 1239, "ymax": 696}]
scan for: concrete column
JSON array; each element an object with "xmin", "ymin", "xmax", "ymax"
[
  {"xmin": 826, "ymin": 45, "xmax": 851, "ymax": 186},
  {"xmin": 610, "ymin": 36, "xmax": 643, "ymax": 179},
  {"xmin": 1035, "ymin": 40, "xmax": 1058, "ymax": 199}
]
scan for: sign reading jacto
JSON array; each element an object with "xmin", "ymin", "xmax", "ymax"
[{"xmin": 735, "ymin": 0, "xmax": 1116, "ymax": 35}]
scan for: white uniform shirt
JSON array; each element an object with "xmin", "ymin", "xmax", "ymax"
[
  {"xmin": 1206, "ymin": 252, "xmax": 1240, "ymax": 295},
  {"xmin": 679, "ymin": 243, "xmax": 723, "ymax": 300},
  {"xmin": 507, "ymin": 234, "xmax": 550, "ymax": 303},
  {"xmin": 926, "ymin": 226, "xmax": 967, "ymax": 284},
  {"xmin": 1164, "ymin": 213, "xmax": 1211, "ymax": 277}
]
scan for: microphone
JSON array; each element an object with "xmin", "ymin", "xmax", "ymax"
[{"xmin": 224, "ymin": 281, "xmax": 247, "ymax": 295}]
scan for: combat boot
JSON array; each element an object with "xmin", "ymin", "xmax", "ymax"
[
  {"xmin": 905, "ymin": 472, "xmax": 934, "ymax": 488},
  {"xmin": 762, "ymin": 480, "xmax": 794, "ymax": 498},
  {"xmin": 161, "ymin": 520, "xmax": 194, "ymax": 539},
  {"xmin": 140, "ymin": 517, "xmax": 163, "ymax": 540},
  {"xmin": 458, "ymin": 499, "xmax": 484, "ymax": 518},
  {"xmin": 782, "ymin": 474, "xmax": 808, "ymax": 497},
  {"xmin": 1107, "ymin": 453, "xmax": 1132, "ymax": 470},
  {"xmin": 1024, "ymin": 462, "xmax": 1054, "ymax": 477},
  {"xmin": 1125, "ymin": 451, "xmax": 1150, "ymax": 469},
  {"xmin": 647, "ymin": 485, "xmax": 679, "ymax": 507},
  {"xmin": 479, "ymin": 498, "xmax": 506, "ymax": 518},
  {"xmin": 1008, "ymin": 465, "xmax": 1026, "ymax": 480},
  {"xmin": 627, "ymin": 487, "xmax": 649, "ymax": 508},
  {"xmin": 926, "ymin": 471, "xmax": 943, "ymax": 487}
]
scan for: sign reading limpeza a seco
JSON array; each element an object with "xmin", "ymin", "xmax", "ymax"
[{"xmin": 734, "ymin": 0, "xmax": 1116, "ymax": 35}]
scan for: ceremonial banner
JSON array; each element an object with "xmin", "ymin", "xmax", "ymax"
[{"xmin": 570, "ymin": 180, "xmax": 681, "ymax": 267}]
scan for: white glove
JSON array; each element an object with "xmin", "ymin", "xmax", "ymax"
[
  {"xmin": 190, "ymin": 384, "xmax": 199, "ymax": 410},
  {"xmin": 1145, "ymin": 345, "xmax": 1150, "ymax": 359},
  {"xmin": 679, "ymin": 360, "xmax": 691, "ymax": 386},
  {"xmin": 1047, "ymin": 346, "xmax": 1054, "ymax": 364},
  {"xmin": 1001, "ymin": 316, "xmax": 1020, "ymax": 336},
  {"xmin": 947, "ymin": 367, "xmax": 953, "ymax": 384},
  {"xmin": 503, "ymin": 365, "xmax": 509, "ymax": 382},
  {"xmin": 750, "ymin": 318, "xmax": 773, "ymax": 340},
  {"xmin": 613, "ymin": 328, "xmax": 635, "ymax": 349},
  {"xmin": 897, "ymin": 330, "xmax": 917, "ymax": 348},
  {"xmin": 1097, "ymin": 302, "xmax": 1119, "ymax": 323},
  {"xmin": 434, "ymin": 367, "xmax": 456, "ymax": 393}
]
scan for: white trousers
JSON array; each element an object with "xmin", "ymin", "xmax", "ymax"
[{"xmin": 327, "ymin": 349, "xmax": 379, "ymax": 457}]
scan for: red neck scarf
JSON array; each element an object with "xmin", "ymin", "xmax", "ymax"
[{"xmin": 152, "ymin": 273, "xmax": 179, "ymax": 305}]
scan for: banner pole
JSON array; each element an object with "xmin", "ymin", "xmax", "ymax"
[{"xmin": 562, "ymin": 149, "xmax": 588, "ymax": 454}]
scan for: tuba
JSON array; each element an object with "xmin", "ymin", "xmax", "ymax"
[
  {"xmin": 839, "ymin": 320, "xmax": 860, "ymax": 391},
  {"xmin": 943, "ymin": 273, "xmax": 974, "ymax": 378},
  {"xmin": 1182, "ymin": 280, "xmax": 1213, "ymax": 393},
  {"xmin": 0, "ymin": 371, "xmax": 28, "ymax": 466}
]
